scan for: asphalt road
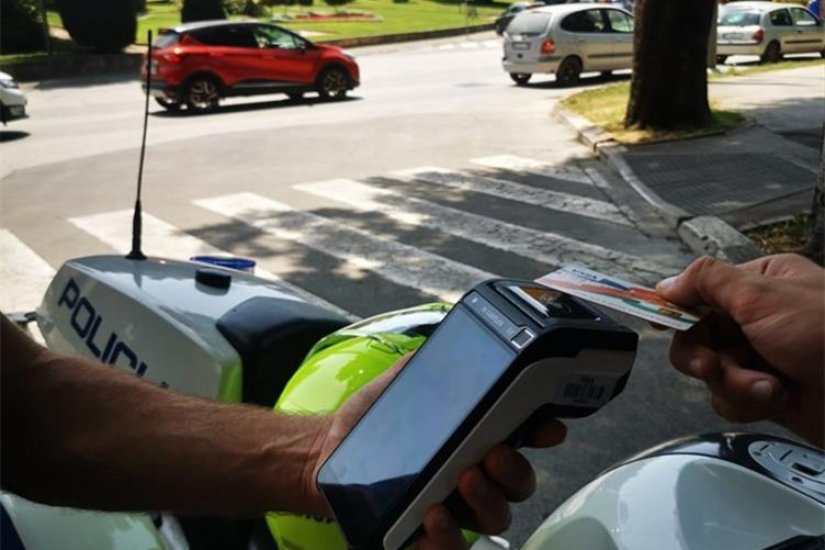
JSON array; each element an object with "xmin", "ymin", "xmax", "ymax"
[{"xmin": 0, "ymin": 34, "xmax": 789, "ymax": 547}]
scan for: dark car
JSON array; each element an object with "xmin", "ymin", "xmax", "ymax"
[
  {"xmin": 141, "ymin": 20, "xmax": 360, "ymax": 113},
  {"xmin": 494, "ymin": 0, "xmax": 597, "ymax": 35},
  {"xmin": 496, "ymin": 2, "xmax": 542, "ymax": 35}
]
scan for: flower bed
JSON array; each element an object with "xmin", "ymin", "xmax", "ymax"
[{"xmin": 272, "ymin": 11, "xmax": 381, "ymax": 23}]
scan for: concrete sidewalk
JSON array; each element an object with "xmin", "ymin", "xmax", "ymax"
[{"xmin": 563, "ymin": 64, "xmax": 824, "ymax": 262}]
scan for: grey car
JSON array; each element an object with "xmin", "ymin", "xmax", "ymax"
[
  {"xmin": 717, "ymin": 1, "xmax": 825, "ymax": 63},
  {"xmin": 502, "ymin": 3, "xmax": 634, "ymax": 86}
]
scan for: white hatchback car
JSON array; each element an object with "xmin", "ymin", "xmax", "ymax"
[
  {"xmin": 717, "ymin": 2, "xmax": 825, "ymax": 63},
  {"xmin": 0, "ymin": 71, "xmax": 28, "ymax": 124},
  {"xmin": 502, "ymin": 3, "xmax": 634, "ymax": 86}
]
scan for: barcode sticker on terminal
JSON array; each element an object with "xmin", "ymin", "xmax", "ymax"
[{"xmin": 555, "ymin": 374, "xmax": 616, "ymax": 407}]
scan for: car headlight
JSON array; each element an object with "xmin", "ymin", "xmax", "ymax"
[{"xmin": 0, "ymin": 78, "xmax": 19, "ymax": 89}]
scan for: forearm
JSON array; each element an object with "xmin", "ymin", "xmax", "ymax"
[{"xmin": 1, "ymin": 316, "xmax": 331, "ymax": 516}]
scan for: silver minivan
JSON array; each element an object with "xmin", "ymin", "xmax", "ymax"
[
  {"xmin": 717, "ymin": 1, "xmax": 825, "ymax": 63},
  {"xmin": 502, "ymin": 3, "xmax": 634, "ymax": 86}
]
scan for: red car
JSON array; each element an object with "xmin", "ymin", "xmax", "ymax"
[{"xmin": 142, "ymin": 20, "xmax": 360, "ymax": 113}]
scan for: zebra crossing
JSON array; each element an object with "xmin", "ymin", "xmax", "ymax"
[
  {"xmin": 410, "ymin": 38, "xmax": 502, "ymax": 54},
  {"xmin": 0, "ymin": 155, "xmax": 689, "ymax": 320}
]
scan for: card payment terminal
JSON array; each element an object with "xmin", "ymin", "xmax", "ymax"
[{"xmin": 317, "ymin": 278, "xmax": 638, "ymax": 549}]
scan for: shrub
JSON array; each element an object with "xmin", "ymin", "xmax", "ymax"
[
  {"xmin": 1, "ymin": 0, "xmax": 47, "ymax": 54},
  {"xmin": 56, "ymin": 0, "xmax": 137, "ymax": 53},
  {"xmin": 225, "ymin": 0, "xmax": 265, "ymax": 16},
  {"xmin": 181, "ymin": 0, "xmax": 226, "ymax": 21}
]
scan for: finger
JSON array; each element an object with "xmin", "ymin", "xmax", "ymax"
[
  {"xmin": 526, "ymin": 418, "xmax": 567, "ymax": 448},
  {"xmin": 656, "ymin": 256, "xmax": 761, "ymax": 322},
  {"xmin": 482, "ymin": 446, "xmax": 535, "ymax": 502},
  {"xmin": 713, "ymin": 353, "xmax": 788, "ymax": 411},
  {"xmin": 456, "ymin": 467, "xmax": 511, "ymax": 535},
  {"xmin": 417, "ymin": 505, "xmax": 466, "ymax": 550},
  {"xmin": 669, "ymin": 327, "xmax": 724, "ymax": 383}
]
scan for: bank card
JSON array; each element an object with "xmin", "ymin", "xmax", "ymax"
[{"xmin": 535, "ymin": 266, "xmax": 701, "ymax": 331}]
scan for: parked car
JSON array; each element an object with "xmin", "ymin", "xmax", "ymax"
[
  {"xmin": 495, "ymin": 2, "xmax": 545, "ymax": 35},
  {"xmin": 502, "ymin": 3, "xmax": 634, "ymax": 86},
  {"xmin": 0, "ymin": 71, "xmax": 28, "ymax": 124},
  {"xmin": 141, "ymin": 20, "xmax": 360, "ymax": 113},
  {"xmin": 717, "ymin": 1, "xmax": 825, "ymax": 64}
]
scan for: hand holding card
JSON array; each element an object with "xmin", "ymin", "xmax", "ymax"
[{"xmin": 536, "ymin": 266, "xmax": 701, "ymax": 331}]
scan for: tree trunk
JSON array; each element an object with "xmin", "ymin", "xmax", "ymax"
[
  {"xmin": 800, "ymin": 124, "xmax": 824, "ymax": 266},
  {"xmin": 181, "ymin": 0, "xmax": 225, "ymax": 23},
  {"xmin": 624, "ymin": 0, "xmax": 716, "ymax": 130}
]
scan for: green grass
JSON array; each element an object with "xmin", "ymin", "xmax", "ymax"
[
  {"xmin": 0, "ymin": 36, "xmax": 84, "ymax": 65},
  {"xmin": 40, "ymin": 0, "xmax": 506, "ymax": 47},
  {"xmin": 745, "ymin": 214, "xmax": 812, "ymax": 254},
  {"xmin": 274, "ymin": 0, "xmax": 504, "ymax": 41},
  {"xmin": 560, "ymin": 81, "xmax": 747, "ymax": 145}
]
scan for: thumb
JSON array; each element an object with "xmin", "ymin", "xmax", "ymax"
[{"xmin": 656, "ymin": 256, "xmax": 759, "ymax": 319}]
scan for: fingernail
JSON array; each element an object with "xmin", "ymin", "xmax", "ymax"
[
  {"xmin": 752, "ymin": 380, "xmax": 774, "ymax": 401},
  {"xmin": 657, "ymin": 276, "xmax": 677, "ymax": 293},
  {"xmin": 688, "ymin": 357, "xmax": 703, "ymax": 377}
]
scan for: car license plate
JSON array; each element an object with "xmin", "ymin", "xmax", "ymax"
[
  {"xmin": 513, "ymin": 42, "xmax": 530, "ymax": 50},
  {"xmin": 721, "ymin": 32, "xmax": 743, "ymax": 41},
  {"xmin": 9, "ymin": 106, "xmax": 24, "ymax": 116}
]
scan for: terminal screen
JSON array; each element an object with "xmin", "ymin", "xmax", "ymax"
[{"xmin": 318, "ymin": 305, "xmax": 515, "ymax": 547}]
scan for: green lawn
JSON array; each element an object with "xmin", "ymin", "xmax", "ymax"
[
  {"xmin": 274, "ymin": 0, "xmax": 504, "ymax": 41},
  {"xmin": 560, "ymin": 81, "xmax": 746, "ymax": 145},
  {"xmin": 42, "ymin": 0, "xmax": 506, "ymax": 46}
]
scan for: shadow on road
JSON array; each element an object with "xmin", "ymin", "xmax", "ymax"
[
  {"xmin": 150, "ymin": 95, "xmax": 363, "ymax": 118},
  {"xmin": 0, "ymin": 130, "xmax": 31, "ymax": 143},
  {"xmin": 514, "ymin": 71, "xmax": 630, "ymax": 90},
  {"xmin": 34, "ymin": 72, "xmax": 140, "ymax": 91}
]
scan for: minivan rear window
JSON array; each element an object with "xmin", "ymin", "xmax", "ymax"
[
  {"xmin": 153, "ymin": 31, "xmax": 180, "ymax": 48},
  {"xmin": 719, "ymin": 11, "xmax": 761, "ymax": 26},
  {"xmin": 507, "ymin": 12, "xmax": 552, "ymax": 36}
]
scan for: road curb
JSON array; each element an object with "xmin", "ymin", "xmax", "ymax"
[
  {"xmin": 323, "ymin": 23, "xmax": 494, "ymax": 48},
  {"xmin": 0, "ymin": 24, "xmax": 494, "ymax": 83},
  {"xmin": 554, "ymin": 104, "xmax": 764, "ymax": 263},
  {"xmin": 1, "ymin": 53, "xmax": 143, "ymax": 82}
]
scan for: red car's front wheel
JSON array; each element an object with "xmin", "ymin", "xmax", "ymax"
[{"xmin": 316, "ymin": 67, "xmax": 349, "ymax": 101}]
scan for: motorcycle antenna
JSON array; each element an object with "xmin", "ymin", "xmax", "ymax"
[{"xmin": 126, "ymin": 29, "xmax": 153, "ymax": 261}]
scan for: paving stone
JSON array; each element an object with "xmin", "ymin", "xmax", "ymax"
[{"xmin": 623, "ymin": 152, "xmax": 815, "ymax": 217}]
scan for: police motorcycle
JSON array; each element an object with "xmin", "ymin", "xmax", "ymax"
[
  {"xmin": 4, "ymin": 248, "xmax": 823, "ymax": 550},
  {"xmin": 4, "ymin": 37, "xmax": 823, "ymax": 550}
]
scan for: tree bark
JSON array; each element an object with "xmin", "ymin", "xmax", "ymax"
[
  {"xmin": 624, "ymin": 0, "xmax": 717, "ymax": 130},
  {"xmin": 181, "ymin": 0, "xmax": 225, "ymax": 23},
  {"xmin": 800, "ymin": 124, "xmax": 824, "ymax": 266}
]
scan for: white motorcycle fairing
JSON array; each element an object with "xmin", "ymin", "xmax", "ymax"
[{"xmin": 522, "ymin": 433, "xmax": 825, "ymax": 550}]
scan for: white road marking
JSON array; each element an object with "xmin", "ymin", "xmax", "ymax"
[
  {"xmin": 0, "ymin": 229, "xmax": 54, "ymax": 343},
  {"xmin": 471, "ymin": 155, "xmax": 595, "ymax": 185},
  {"xmin": 393, "ymin": 166, "xmax": 630, "ymax": 226},
  {"xmin": 68, "ymin": 210, "xmax": 355, "ymax": 319},
  {"xmin": 293, "ymin": 179, "xmax": 671, "ymax": 281},
  {"xmin": 0, "ymin": 229, "xmax": 55, "ymax": 314},
  {"xmin": 194, "ymin": 193, "xmax": 496, "ymax": 303}
]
